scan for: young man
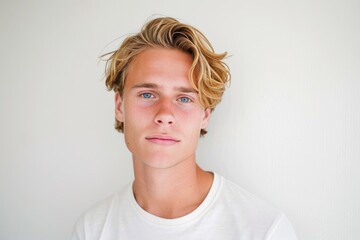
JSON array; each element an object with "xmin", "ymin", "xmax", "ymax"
[{"xmin": 72, "ymin": 17, "xmax": 298, "ymax": 240}]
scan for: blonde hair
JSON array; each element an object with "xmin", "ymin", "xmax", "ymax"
[{"xmin": 105, "ymin": 17, "xmax": 230, "ymax": 136}]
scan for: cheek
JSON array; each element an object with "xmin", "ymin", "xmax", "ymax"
[
  {"xmin": 123, "ymin": 119, "xmax": 143, "ymax": 154},
  {"xmin": 124, "ymin": 101, "xmax": 146, "ymax": 118},
  {"xmin": 123, "ymin": 104, "xmax": 152, "ymax": 131},
  {"xmin": 179, "ymin": 109, "xmax": 206, "ymax": 130}
]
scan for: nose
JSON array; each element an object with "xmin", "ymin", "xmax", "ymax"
[{"xmin": 154, "ymin": 99, "xmax": 175, "ymax": 125}]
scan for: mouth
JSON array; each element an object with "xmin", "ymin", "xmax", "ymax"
[{"xmin": 145, "ymin": 136, "xmax": 180, "ymax": 145}]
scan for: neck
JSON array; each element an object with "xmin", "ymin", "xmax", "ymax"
[{"xmin": 132, "ymin": 158, "xmax": 213, "ymax": 219}]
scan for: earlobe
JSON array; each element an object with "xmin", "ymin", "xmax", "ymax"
[
  {"xmin": 115, "ymin": 92, "xmax": 125, "ymax": 122},
  {"xmin": 201, "ymin": 108, "xmax": 211, "ymax": 129}
]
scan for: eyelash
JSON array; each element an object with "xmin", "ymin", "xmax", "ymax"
[
  {"xmin": 178, "ymin": 97, "xmax": 192, "ymax": 103},
  {"xmin": 140, "ymin": 92, "xmax": 154, "ymax": 99},
  {"xmin": 139, "ymin": 92, "xmax": 193, "ymax": 103}
]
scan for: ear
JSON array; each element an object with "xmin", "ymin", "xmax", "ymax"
[
  {"xmin": 200, "ymin": 108, "xmax": 211, "ymax": 129},
  {"xmin": 115, "ymin": 92, "xmax": 125, "ymax": 122}
]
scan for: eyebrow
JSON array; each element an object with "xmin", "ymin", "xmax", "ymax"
[
  {"xmin": 131, "ymin": 83, "xmax": 198, "ymax": 93},
  {"xmin": 132, "ymin": 83, "xmax": 158, "ymax": 89}
]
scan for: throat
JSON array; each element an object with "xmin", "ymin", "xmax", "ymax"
[{"xmin": 133, "ymin": 169, "xmax": 214, "ymax": 219}]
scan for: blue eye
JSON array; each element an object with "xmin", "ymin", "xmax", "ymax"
[
  {"xmin": 141, "ymin": 93, "xmax": 153, "ymax": 99},
  {"xmin": 179, "ymin": 97, "xmax": 191, "ymax": 103}
]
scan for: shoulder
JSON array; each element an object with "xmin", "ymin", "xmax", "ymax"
[
  {"xmin": 71, "ymin": 184, "xmax": 132, "ymax": 240},
  {"xmin": 213, "ymin": 174, "xmax": 298, "ymax": 239},
  {"xmin": 216, "ymin": 174, "xmax": 280, "ymax": 216}
]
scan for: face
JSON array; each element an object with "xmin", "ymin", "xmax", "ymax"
[{"xmin": 115, "ymin": 48, "xmax": 211, "ymax": 169}]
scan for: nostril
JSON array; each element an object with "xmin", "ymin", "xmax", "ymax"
[{"xmin": 156, "ymin": 119, "xmax": 173, "ymax": 125}]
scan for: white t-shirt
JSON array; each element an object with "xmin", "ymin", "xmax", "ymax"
[{"xmin": 72, "ymin": 173, "xmax": 297, "ymax": 240}]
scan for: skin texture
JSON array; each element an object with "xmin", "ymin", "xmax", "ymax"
[{"xmin": 115, "ymin": 48, "xmax": 213, "ymax": 219}]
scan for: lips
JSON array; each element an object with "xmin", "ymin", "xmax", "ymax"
[{"xmin": 145, "ymin": 135, "xmax": 180, "ymax": 145}]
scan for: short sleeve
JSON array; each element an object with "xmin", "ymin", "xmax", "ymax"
[
  {"xmin": 71, "ymin": 215, "xmax": 86, "ymax": 240},
  {"xmin": 266, "ymin": 213, "xmax": 298, "ymax": 240}
]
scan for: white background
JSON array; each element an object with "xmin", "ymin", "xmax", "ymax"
[{"xmin": 1, "ymin": 0, "xmax": 359, "ymax": 239}]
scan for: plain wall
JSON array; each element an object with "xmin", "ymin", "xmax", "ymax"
[{"xmin": 1, "ymin": 0, "xmax": 359, "ymax": 239}]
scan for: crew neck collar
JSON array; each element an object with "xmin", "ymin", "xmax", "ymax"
[{"xmin": 128, "ymin": 172, "xmax": 222, "ymax": 226}]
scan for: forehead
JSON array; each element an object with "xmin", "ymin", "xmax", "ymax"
[
  {"xmin": 131, "ymin": 47, "xmax": 192, "ymax": 66},
  {"xmin": 125, "ymin": 48, "xmax": 193, "ymax": 84}
]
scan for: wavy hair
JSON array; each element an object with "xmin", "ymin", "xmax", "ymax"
[{"xmin": 104, "ymin": 17, "xmax": 230, "ymax": 136}]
